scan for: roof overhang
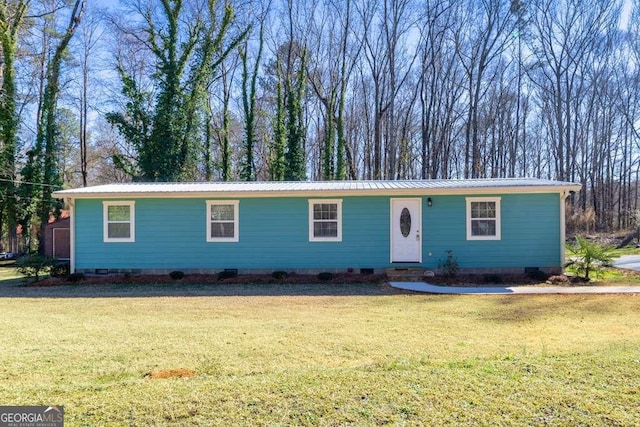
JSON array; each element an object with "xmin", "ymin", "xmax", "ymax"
[{"xmin": 53, "ymin": 179, "xmax": 582, "ymax": 200}]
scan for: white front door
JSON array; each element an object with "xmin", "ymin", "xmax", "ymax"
[{"xmin": 390, "ymin": 198, "xmax": 422, "ymax": 263}]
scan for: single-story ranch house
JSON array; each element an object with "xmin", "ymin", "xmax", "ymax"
[{"xmin": 53, "ymin": 178, "xmax": 581, "ymax": 276}]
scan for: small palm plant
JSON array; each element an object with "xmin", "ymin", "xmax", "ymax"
[{"xmin": 566, "ymin": 236, "xmax": 614, "ymax": 281}]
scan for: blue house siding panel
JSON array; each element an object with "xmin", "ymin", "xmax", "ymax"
[
  {"xmin": 75, "ymin": 197, "xmax": 392, "ymax": 271},
  {"xmin": 74, "ymin": 192, "xmax": 562, "ymax": 271},
  {"xmin": 423, "ymin": 193, "xmax": 560, "ymax": 269}
]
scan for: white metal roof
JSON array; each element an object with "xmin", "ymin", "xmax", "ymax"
[{"xmin": 53, "ymin": 178, "xmax": 581, "ymax": 199}]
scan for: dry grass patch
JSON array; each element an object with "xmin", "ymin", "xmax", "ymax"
[{"xmin": 144, "ymin": 368, "xmax": 196, "ymax": 379}]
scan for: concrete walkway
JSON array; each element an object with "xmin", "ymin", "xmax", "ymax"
[
  {"xmin": 613, "ymin": 254, "xmax": 640, "ymax": 271},
  {"xmin": 389, "ymin": 281, "xmax": 640, "ymax": 295}
]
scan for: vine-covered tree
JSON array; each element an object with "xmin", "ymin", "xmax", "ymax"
[
  {"xmin": 0, "ymin": 0, "xmax": 29, "ymax": 253},
  {"xmin": 107, "ymin": 0, "xmax": 246, "ymax": 182},
  {"xmin": 33, "ymin": 0, "xmax": 86, "ymax": 254},
  {"xmin": 270, "ymin": 58, "xmax": 287, "ymax": 181},
  {"xmin": 239, "ymin": 22, "xmax": 264, "ymax": 181},
  {"xmin": 284, "ymin": 47, "xmax": 307, "ymax": 181}
]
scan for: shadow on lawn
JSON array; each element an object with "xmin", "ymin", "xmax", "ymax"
[{"xmin": 0, "ymin": 278, "xmax": 413, "ymax": 298}]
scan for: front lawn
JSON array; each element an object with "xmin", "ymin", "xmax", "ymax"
[{"xmin": 0, "ymin": 282, "xmax": 638, "ymax": 425}]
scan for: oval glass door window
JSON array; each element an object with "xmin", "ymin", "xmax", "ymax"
[{"xmin": 400, "ymin": 208, "xmax": 411, "ymax": 237}]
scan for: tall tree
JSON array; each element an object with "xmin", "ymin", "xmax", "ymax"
[
  {"xmin": 76, "ymin": 5, "xmax": 102, "ymax": 187},
  {"xmin": 239, "ymin": 22, "xmax": 264, "ymax": 181},
  {"xmin": 456, "ymin": 0, "xmax": 517, "ymax": 178},
  {"xmin": 358, "ymin": 0, "xmax": 417, "ymax": 179},
  {"xmin": 107, "ymin": 0, "xmax": 246, "ymax": 181},
  {"xmin": 527, "ymin": 0, "xmax": 620, "ymax": 182},
  {"xmin": 0, "ymin": 0, "xmax": 29, "ymax": 253},
  {"xmin": 207, "ymin": 58, "xmax": 237, "ymax": 181},
  {"xmin": 307, "ymin": 0, "xmax": 361, "ymax": 180},
  {"xmin": 284, "ymin": 47, "xmax": 307, "ymax": 181},
  {"xmin": 270, "ymin": 58, "xmax": 287, "ymax": 181},
  {"xmin": 30, "ymin": 0, "xmax": 86, "ymax": 254},
  {"xmin": 417, "ymin": 0, "xmax": 463, "ymax": 179}
]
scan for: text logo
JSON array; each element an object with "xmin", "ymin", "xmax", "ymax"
[{"xmin": 0, "ymin": 406, "xmax": 63, "ymax": 427}]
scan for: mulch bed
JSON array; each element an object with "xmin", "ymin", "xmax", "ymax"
[
  {"xmin": 28, "ymin": 272, "xmax": 554, "ymax": 288},
  {"xmin": 28, "ymin": 271, "xmax": 629, "ymax": 288},
  {"xmin": 30, "ymin": 272, "xmax": 390, "ymax": 287}
]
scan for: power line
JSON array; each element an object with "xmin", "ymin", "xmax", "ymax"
[{"xmin": 0, "ymin": 177, "xmax": 62, "ymax": 188}]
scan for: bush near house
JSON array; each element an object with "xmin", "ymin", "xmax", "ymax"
[
  {"xmin": 67, "ymin": 272, "xmax": 85, "ymax": 282},
  {"xmin": 50, "ymin": 262, "xmax": 70, "ymax": 277},
  {"xmin": 566, "ymin": 236, "xmax": 615, "ymax": 280},
  {"xmin": 272, "ymin": 271, "xmax": 289, "ymax": 279},
  {"xmin": 16, "ymin": 254, "xmax": 55, "ymax": 282},
  {"xmin": 169, "ymin": 271, "xmax": 185, "ymax": 280},
  {"xmin": 317, "ymin": 272, "xmax": 334, "ymax": 281},
  {"xmin": 437, "ymin": 250, "xmax": 459, "ymax": 278},
  {"xmin": 217, "ymin": 270, "xmax": 238, "ymax": 280}
]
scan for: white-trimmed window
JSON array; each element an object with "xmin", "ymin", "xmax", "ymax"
[
  {"xmin": 103, "ymin": 201, "xmax": 135, "ymax": 242},
  {"xmin": 309, "ymin": 199, "xmax": 342, "ymax": 242},
  {"xmin": 466, "ymin": 197, "xmax": 501, "ymax": 240},
  {"xmin": 207, "ymin": 200, "xmax": 239, "ymax": 242}
]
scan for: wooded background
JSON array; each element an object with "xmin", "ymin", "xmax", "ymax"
[{"xmin": 0, "ymin": 0, "xmax": 638, "ymax": 252}]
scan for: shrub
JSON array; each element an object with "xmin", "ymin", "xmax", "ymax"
[
  {"xmin": 217, "ymin": 270, "xmax": 238, "ymax": 280},
  {"xmin": 526, "ymin": 269, "xmax": 549, "ymax": 281},
  {"xmin": 169, "ymin": 271, "xmax": 185, "ymax": 280},
  {"xmin": 67, "ymin": 273, "xmax": 85, "ymax": 283},
  {"xmin": 271, "ymin": 271, "xmax": 289, "ymax": 279},
  {"xmin": 482, "ymin": 274, "xmax": 503, "ymax": 284},
  {"xmin": 317, "ymin": 272, "xmax": 334, "ymax": 281},
  {"xmin": 50, "ymin": 262, "xmax": 70, "ymax": 278},
  {"xmin": 16, "ymin": 254, "xmax": 55, "ymax": 282},
  {"xmin": 437, "ymin": 250, "xmax": 458, "ymax": 278},
  {"xmin": 566, "ymin": 236, "xmax": 614, "ymax": 280}
]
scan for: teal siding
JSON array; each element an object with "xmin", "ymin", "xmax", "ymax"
[
  {"xmin": 423, "ymin": 193, "xmax": 561, "ymax": 268},
  {"xmin": 74, "ymin": 193, "xmax": 562, "ymax": 271}
]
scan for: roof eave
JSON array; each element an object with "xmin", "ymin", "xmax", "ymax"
[{"xmin": 53, "ymin": 184, "xmax": 582, "ymax": 199}]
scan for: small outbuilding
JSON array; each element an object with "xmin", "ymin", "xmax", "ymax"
[
  {"xmin": 43, "ymin": 211, "xmax": 71, "ymax": 260},
  {"xmin": 53, "ymin": 178, "xmax": 581, "ymax": 275}
]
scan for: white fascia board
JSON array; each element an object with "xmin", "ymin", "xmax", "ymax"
[{"xmin": 53, "ymin": 184, "xmax": 582, "ymax": 200}]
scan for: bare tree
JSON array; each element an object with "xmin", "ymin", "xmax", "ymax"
[
  {"xmin": 455, "ymin": 0, "xmax": 517, "ymax": 178},
  {"xmin": 417, "ymin": 0, "xmax": 464, "ymax": 179},
  {"xmin": 358, "ymin": 0, "xmax": 418, "ymax": 179},
  {"xmin": 306, "ymin": 0, "xmax": 363, "ymax": 180},
  {"xmin": 527, "ymin": 0, "xmax": 621, "ymax": 182}
]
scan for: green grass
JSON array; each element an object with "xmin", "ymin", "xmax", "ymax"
[
  {"xmin": 592, "ymin": 267, "xmax": 640, "ymax": 284},
  {"xmin": 563, "ymin": 264, "xmax": 640, "ymax": 285},
  {"xmin": 0, "ymin": 261, "xmax": 24, "ymax": 284},
  {"xmin": 0, "ymin": 280, "xmax": 638, "ymax": 425},
  {"xmin": 612, "ymin": 245, "xmax": 640, "ymax": 256}
]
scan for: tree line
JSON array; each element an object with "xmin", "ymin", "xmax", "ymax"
[{"xmin": 0, "ymin": 0, "xmax": 638, "ymax": 253}]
